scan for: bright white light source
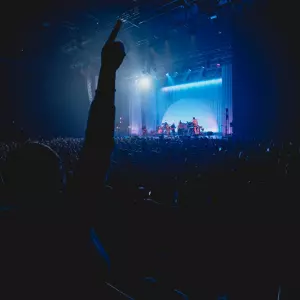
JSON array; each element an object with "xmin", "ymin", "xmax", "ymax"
[{"xmin": 139, "ymin": 77, "xmax": 151, "ymax": 89}]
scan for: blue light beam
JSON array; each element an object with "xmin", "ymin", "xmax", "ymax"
[{"xmin": 161, "ymin": 78, "xmax": 222, "ymax": 92}]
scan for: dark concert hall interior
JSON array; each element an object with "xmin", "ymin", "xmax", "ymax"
[{"xmin": 1, "ymin": 0, "xmax": 299, "ymax": 299}]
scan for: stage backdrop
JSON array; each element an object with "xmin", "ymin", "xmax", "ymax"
[{"xmin": 157, "ymin": 64, "xmax": 232, "ymax": 134}]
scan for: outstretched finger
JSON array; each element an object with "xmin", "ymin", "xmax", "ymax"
[{"xmin": 105, "ymin": 20, "xmax": 122, "ymax": 45}]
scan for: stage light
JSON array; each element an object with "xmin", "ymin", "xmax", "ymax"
[
  {"xmin": 139, "ymin": 77, "xmax": 151, "ymax": 89},
  {"xmin": 166, "ymin": 73, "xmax": 169, "ymax": 76},
  {"xmin": 161, "ymin": 78, "xmax": 222, "ymax": 92}
]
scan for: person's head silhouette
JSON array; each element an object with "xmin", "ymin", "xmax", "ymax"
[{"xmin": 4, "ymin": 142, "xmax": 63, "ymax": 208}]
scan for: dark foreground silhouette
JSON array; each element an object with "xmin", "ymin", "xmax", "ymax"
[
  {"xmin": 1, "ymin": 20, "xmax": 299, "ymax": 299},
  {"xmin": 1, "ymin": 20, "xmax": 126, "ymax": 299}
]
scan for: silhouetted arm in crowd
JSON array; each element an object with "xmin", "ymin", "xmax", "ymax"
[{"xmin": 74, "ymin": 21, "xmax": 125, "ymax": 209}]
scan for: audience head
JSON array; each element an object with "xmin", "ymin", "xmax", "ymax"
[
  {"xmin": 0, "ymin": 172, "xmax": 4, "ymax": 198},
  {"xmin": 0, "ymin": 136, "xmax": 299, "ymax": 212},
  {"xmin": 4, "ymin": 141, "xmax": 63, "ymax": 208}
]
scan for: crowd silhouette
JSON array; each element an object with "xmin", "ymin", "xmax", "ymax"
[{"xmin": 0, "ymin": 20, "xmax": 299, "ymax": 299}]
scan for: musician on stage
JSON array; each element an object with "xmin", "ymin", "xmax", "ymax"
[
  {"xmin": 178, "ymin": 120, "xmax": 183, "ymax": 136},
  {"xmin": 165, "ymin": 123, "xmax": 171, "ymax": 135},
  {"xmin": 192, "ymin": 117, "xmax": 198, "ymax": 126},
  {"xmin": 157, "ymin": 126, "xmax": 163, "ymax": 135},
  {"xmin": 192, "ymin": 117, "xmax": 200, "ymax": 135},
  {"xmin": 142, "ymin": 125, "xmax": 147, "ymax": 136},
  {"xmin": 171, "ymin": 123, "xmax": 176, "ymax": 135}
]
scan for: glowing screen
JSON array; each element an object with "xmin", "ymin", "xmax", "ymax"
[{"xmin": 162, "ymin": 98, "xmax": 219, "ymax": 132}]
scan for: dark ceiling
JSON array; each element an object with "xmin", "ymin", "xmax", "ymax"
[{"xmin": 3, "ymin": 0, "xmax": 240, "ymax": 79}]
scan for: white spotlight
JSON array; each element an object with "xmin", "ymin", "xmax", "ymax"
[{"xmin": 139, "ymin": 77, "xmax": 151, "ymax": 89}]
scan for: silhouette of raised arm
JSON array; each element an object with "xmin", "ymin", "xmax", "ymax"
[{"xmin": 75, "ymin": 20, "xmax": 125, "ymax": 210}]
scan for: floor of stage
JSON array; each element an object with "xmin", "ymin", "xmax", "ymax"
[{"xmin": 116, "ymin": 133, "xmax": 226, "ymax": 139}]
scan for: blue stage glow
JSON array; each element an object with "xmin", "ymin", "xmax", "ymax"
[
  {"xmin": 162, "ymin": 98, "xmax": 219, "ymax": 132},
  {"xmin": 161, "ymin": 78, "xmax": 222, "ymax": 92}
]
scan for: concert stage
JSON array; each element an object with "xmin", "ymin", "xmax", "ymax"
[
  {"xmin": 115, "ymin": 132, "xmax": 224, "ymax": 140},
  {"xmin": 126, "ymin": 66, "xmax": 233, "ymax": 138}
]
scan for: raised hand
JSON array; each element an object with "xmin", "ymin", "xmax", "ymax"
[{"xmin": 101, "ymin": 20, "xmax": 126, "ymax": 72}]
